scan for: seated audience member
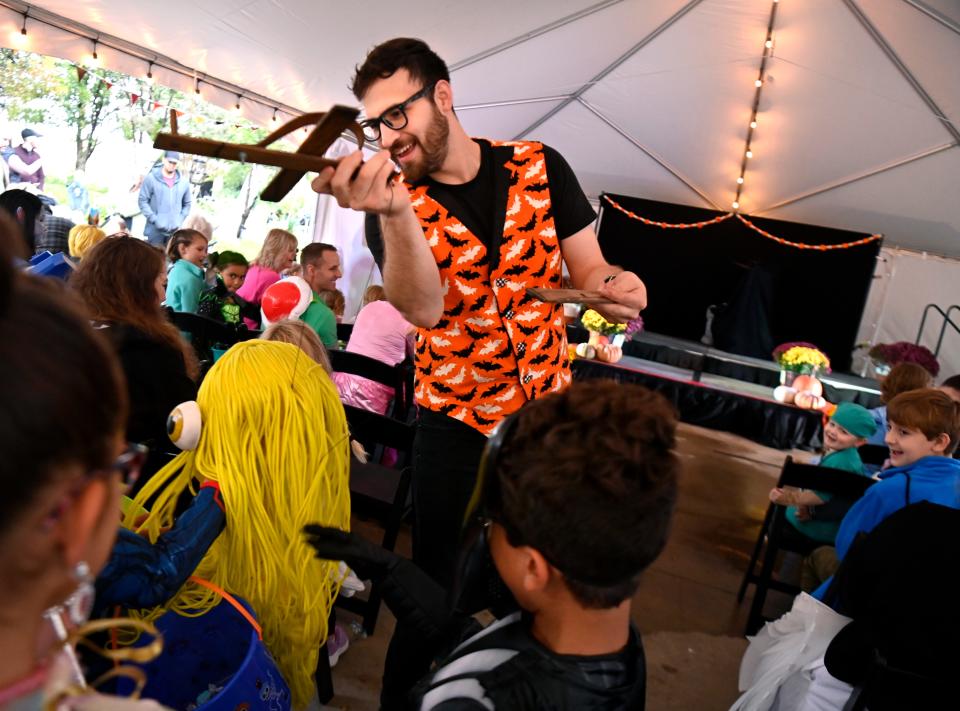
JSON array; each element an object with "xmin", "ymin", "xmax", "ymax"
[
  {"xmin": 0, "ymin": 188, "xmax": 44, "ymax": 254},
  {"xmin": 124, "ymin": 340, "xmax": 351, "ymax": 710},
  {"xmin": 332, "ymin": 284, "xmax": 414, "ymax": 415},
  {"xmin": 0, "ymin": 214, "xmax": 163, "ymax": 709},
  {"xmin": 812, "ymin": 388, "xmax": 960, "ymax": 600},
  {"xmin": 769, "ymin": 403, "xmax": 876, "ymax": 550},
  {"xmin": 38, "ymin": 205, "xmax": 75, "ymax": 256},
  {"xmin": 261, "ymin": 318, "xmax": 333, "ymax": 372},
  {"xmin": 738, "ymin": 501, "xmax": 960, "ymax": 711},
  {"xmin": 164, "ymin": 228, "xmax": 208, "ymax": 314},
  {"xmin": 300, "ymin": 243, "xmax": 342, "ymax": 347},
  {"xmin": 197, "ymin": 250, "xmax": 257, "ymax": 325},
  {"xmin": 307, "ymin": 380, "xmax": 679, "ymax": 709},
  {"xmin": 236, "ymin": 228, "xmax": 299, "ymax": 328},
  {"xmin": 320, "ymin": 288, "xmax": 346, "ymax": 323},
  {"xmin": 866, "ymin": 362, "xmax": 932, "ymax": 445},
  {"xmin": 67, "ymin": 224, "xmax": 106, "ymax": 261},
  {"xmin": 71, "ymin": 237, "xmax": 198, "ymax": 485},
  {"xmin": 939, "ymin": 374, "xmax": 960, "ymax": 403},
  {"xmin": 179, "ymin": 213, "xmax": 214, "ymax": 241}
]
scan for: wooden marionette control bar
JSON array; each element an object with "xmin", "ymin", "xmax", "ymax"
[{"xmin": 153, "ymin": 105, "xmax": 365, "ymax": 202}]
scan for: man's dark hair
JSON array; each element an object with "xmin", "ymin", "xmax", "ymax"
[
  {"xmin": 351, "ymin": 37, "xmax": 450, "ymax": 101},
  {"xmin": 493, "ymin": 381, "xmax": 679, "ymax": 609},
  {"xmin": 941, "ymin": 374, "xmax": 960, "ymax": 391},
  {"xmin": 301, "ymin": 242, "xmax": 337, "ymax": 268},
  {"xmin": 0, "ymin": 189, "xmax": 43, "ymax": 254}
]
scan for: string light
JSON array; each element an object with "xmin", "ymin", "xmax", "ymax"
[
  {"xmin": 234, "ymin": 95, "xmax": 242, "ymax": 113},
  {"xmin": 730, "ymin": 0, "xmax": 779, "ymax": 214},
  {"xmin": 195, "ymin": 78, "xmax": 201, "ymax": 95},
  {"xmin": 10, "ymin": 12, "xmax": 28, "ymax": 46},
  {"xmin": 89, "ymin": 39, "xmax": 100, "ymax": 67},
  {"xmin": 145, "ymin": 61, "xmax": 154, "ymax": 84},
  {"xmin": 272, "ymin": 108, "xmax": 279, "ymax": 123}
]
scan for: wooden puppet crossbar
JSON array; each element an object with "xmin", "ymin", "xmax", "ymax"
[{"xmin": 153, "ymin": 105, "xmax": 365, "ymax": 201}]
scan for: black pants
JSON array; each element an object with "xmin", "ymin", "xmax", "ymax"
[
  {"xmin": 410, "ymin": 409, "xmax": 488, "ymax": 590},
  {"xmin": 380, "ymin": 409, "xmax": 487, "ymax": 709}
]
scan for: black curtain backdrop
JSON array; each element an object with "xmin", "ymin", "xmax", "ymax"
[{"xmin": 596, "ymin": 194, "xmax": 881, "ymax": 373}]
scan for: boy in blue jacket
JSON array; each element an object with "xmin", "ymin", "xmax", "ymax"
[{"xmin": 814, "ymin": 388, "xmax": 960, "ymax": 600}]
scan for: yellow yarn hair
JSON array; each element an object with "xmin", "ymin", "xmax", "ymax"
[
  {"xmin": 123, "ymin": 340, "xmax": 351, "ymax": 709},
  {"xmin": 68, "ymin": 224, "xmax": 106, "ymax": 259}
]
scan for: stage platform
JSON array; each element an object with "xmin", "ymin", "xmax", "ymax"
[{"xmin": 568, "ymin": 329, "xmax": 882, "ymax": 451}]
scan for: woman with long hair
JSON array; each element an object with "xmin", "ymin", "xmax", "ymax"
[
  {"xmin": 0, "ymin": 215, "xmax": 162, "ymax": 708},
  {"xmin": 72, "ymin": 237, "xmax": 198, "ymax": 487},
  {"xmin": 236, "ymin": 228, "xmax": 299, "ymax": 329}
]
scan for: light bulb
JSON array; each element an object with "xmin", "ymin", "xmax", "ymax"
[
  {"xmin": 750, "ymin": 120, "xmax": 757, "ymax": 129},
  {"xmin": 732, "ymin": 201, "xmax": 740, "ymax": 209},
  {"xmin": 272, "ymin": 110, "xmax": 278, "ymax": 123},
  {"xmin": 754, "ymin": 79, "xmax": 763, "ymax": 88},
  {"xmin": 765, "ymin": 39, "xmax": 773, "ymax": 49},
  {"xmin": 737, "ymin": 176, "xmax": 744, "ymax": 185},
  {"xmin": 10, "ymin": 28, "xmax": 27, "ymax": 47},
  {"xmin": 745, "ymin": 150, "xmax": 753, "ymax": 158}
]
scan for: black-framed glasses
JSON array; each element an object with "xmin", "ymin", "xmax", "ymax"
[
  {"xmin": 359, "ymin": 83, "xmax": 436, "ymax": 142},
  {"xmin": 105, "ymin": 443, "xmax": 148, "ymax": 492}
]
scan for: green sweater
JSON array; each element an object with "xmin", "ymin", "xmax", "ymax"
[
  {"xmin": 300, "ymin": 294, "xmax": 337, "ymax": 348},
  {"xmin": 165, "ymin": 259, "xmax": 205, "ymax": 314},
  {"xmin": 786, "ymin": 447, "xmax": 868, "ymax": 544}
]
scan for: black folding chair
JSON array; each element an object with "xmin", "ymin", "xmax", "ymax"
[
  {"xmin": 336, "ymin": 404, "xmax": 415, "ymax": 635},
  {"xmin": 738, "ymin": 456, "xmax": 876, "ymax": 635},
  {"xmin": 329, "ymin": 349, "xmax": 414, "ymax": 421},
  {"xmin": 335, "ymin": 322, "xmax": 353, "ymax": 344},
  {"xmin": 858, "ymin": 443, "xmax": 889, "ymax": 468}
]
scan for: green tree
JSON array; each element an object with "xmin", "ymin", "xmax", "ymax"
[{"xmin": 64, "ymin": 65, "xmax": 128, "ymax": 170}]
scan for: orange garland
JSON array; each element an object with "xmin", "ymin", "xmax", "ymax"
[{"xmin": 602, "ymin": 195, "xmax": 882, "ymax": 251}]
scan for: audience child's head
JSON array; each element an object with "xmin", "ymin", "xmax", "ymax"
[
  {"xmin": 320, "ymin": 288, "xmax": 346, "ymax": 319},
  {"xmin": 481, "ymin": 381, "xmax": 678, "ymax": 613},
  {"xmin": 165, "ymin": 228, "xmax": 208, "ymax": 267},
  {"xmin": 939, "ymin": 375, "xmax": 960, "ymax": 403},
  {"xmin": 72, "ymin": 236, "xmax": 198, "ymax": 378},
  {"xmin": 0, "ymin": 188, "xmax": 44, "ymax": 254},
  {"xmin": 261, "ymin": 319, "xmax": 332, "ymax": 373},
  {"xmin": 885, "ymin": 388, "xmax": 960, "ymax": 467},
  {"xmin": 67, "ymin": 224, "xmax": 106, "ymax": 260},
  {"xmin": 210, "ymin": 250, "xmax": 249, "ymax": 293},
  {"xmin": 180, "ymin": 213, "xmax": 214, "ymax": 241},
  {"xmin": 824, "ymin": 402, "xmax": 876, "ymax": 453},
  {"xmin": 362, "ymin": 284, "xmax": 386, "ymax": 307},
  {"xmin": 0, "ymin": 213, "xmax": 128, "ymax": 647},
  {"xmin": 880, "ymin": 362, "xmax": 933, "ymax": 404},
  {"xmin": 255, "ymin": 228, "xmax": 299, "ymax": 273},
  {"xmin": 101, "ymin": 213, "xmax": 128, "ymax": 237}
]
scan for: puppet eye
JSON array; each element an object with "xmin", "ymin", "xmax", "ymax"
[{"xmin": 167, "ymin": 401, "xmax": 202, "ymax": 450}]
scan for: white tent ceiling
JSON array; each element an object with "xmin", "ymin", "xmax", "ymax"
[{"xmin": 4, "ymin": 0, "xmax": 960, "ymax": 256}]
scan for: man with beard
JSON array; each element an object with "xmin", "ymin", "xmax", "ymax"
[{"xmin": 314, "ymin": 43, "xmax": 646, "ymax": 698}]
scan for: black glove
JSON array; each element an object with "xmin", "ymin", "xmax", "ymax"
[
  {"xmin": 304, "ymin": 524, "xmax": 456, "ymax": 645},
  {"xmin": 303, "ymin": 525, "xmax": 398, "ymax": 584}
]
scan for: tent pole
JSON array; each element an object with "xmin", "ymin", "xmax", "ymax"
[
  {"xmin": 450, "ymin": 0, "xmax": 626, "ymax": 72},
  {"xmin": 842, "ymin": 0, "xmax": 960, "ymax": 143},
  {"xmin": 511, "ymin": 0, "xmax": 707, "ymax": 140},
  {"xmin": 578, "ymin": 98, "xmax": 720, "ymax": 210},
  {"xmin": 756, "ymin": 142, "xmax": 958, "ymax": 213},
  {"xmin": 899, "ymin": 0, "xmax": 960, "ymax": 38}
]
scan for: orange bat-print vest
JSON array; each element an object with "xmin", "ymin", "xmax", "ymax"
[{"xmin": 406, "ymin": 140, "xmax": 572, "ymax": 435}]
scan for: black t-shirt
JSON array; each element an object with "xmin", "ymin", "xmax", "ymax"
[{"xmin": 364, "ymin": 139, "xmax": 596, "ymax": 272}]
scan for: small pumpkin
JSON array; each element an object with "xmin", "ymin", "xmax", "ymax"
[
  {"xmin": 794, "ymin": 392, "xmax": 826, "ymax": 410},
  {"xmin": 792, "ymin": 374, "xmax": 823, "ymax": 397},
  {"xmin": 773, "ymin": 386, "xmax": 796, "ymax": 404}
]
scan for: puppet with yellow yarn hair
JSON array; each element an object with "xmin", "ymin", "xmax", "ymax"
[{"xmin": 122, "ymin": 339, "xmax": 351, "ymax": 709}]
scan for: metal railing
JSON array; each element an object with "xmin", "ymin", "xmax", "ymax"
[{"xmin": 916, "ymin": 304, "xmax": 960, "ymax": 357}]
